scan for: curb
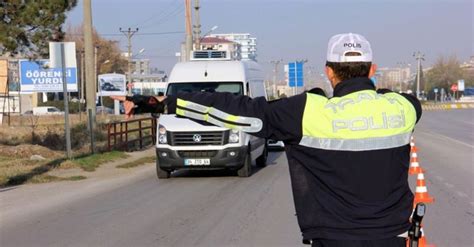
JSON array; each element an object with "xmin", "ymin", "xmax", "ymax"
[{"xmin": 422, "ymin": 103, "xmax": 474, "ymax": 111}]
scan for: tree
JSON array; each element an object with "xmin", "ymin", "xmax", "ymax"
[
  {"xmin": 425, "ymin": 55, "xmax": 465, "ymax": 93},
  {"xmin": 0, "ymin": 0, "xmax": 77, "ymax": 57},
  {"xmin": 64, "ymin": 25, "xmax": 127, "ymax": 75}
]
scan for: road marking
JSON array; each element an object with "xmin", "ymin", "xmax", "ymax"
[
  {"xmin": 444, "ymin": 182, "xmax": 454, "ymax": 188},
  {"xmin": 456, "ymin": 191, "xmax": 468, "ymax": 198},
  {"xmin": 415, "ymin": 130, "xmax": 474, "ymax": 149},
  {"xmin": 457, "ymin": 120, "xmax": 474, "ymax": 126}
]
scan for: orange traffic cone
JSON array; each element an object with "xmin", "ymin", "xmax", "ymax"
[
  {"xmin": 405, "ymin": 226, "xmax": 436, "ymax": 247},
  {"xmin": 418, "ymin": 228, "xmax": 436, "ymax": 247},
  {"xmin": 408, "ymin": 152, "xmax": 424, "ymax": 175},
  {"xmin": 410, "ymin": 139, "xmax": 418, "ymax": 153},
  {"xmin": 413, "ymin": 173, "xmax": 434, "ymax": 205}
]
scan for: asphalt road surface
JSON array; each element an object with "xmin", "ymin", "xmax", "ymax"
[{"xmin": 0, "ymin": 109, "xmax": 472, "ymax": 247}]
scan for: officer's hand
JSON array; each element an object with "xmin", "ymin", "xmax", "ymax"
[
  {"xmin": 110, "ymin": 96, "xmax": 135, "ymax": 119},
  {"xmin": 110, "ymin": 95, "xmax": 167, "ymax": 119}
]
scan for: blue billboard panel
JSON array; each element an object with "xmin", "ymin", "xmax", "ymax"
[
  {"xmin": 296, "ymin": 62, "xmax": 303, "ymax": 87},
  {"xmin": 288, "ymin": 62, "xmax": 304, "ymax": 88},
  {"xmin": 19, "ymin": 60, "xmax": 78, "ymax": 92}
]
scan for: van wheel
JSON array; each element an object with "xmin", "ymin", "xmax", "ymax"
[
  {"xmin": 256, "ymin": 143, "xmax": 268, "ymax": 167},
  {"xmin": 156, "ymin": 162, "xmax": 170, "ymax": 179},
  {"xmin": 237, "ymin": 153, "xmax": 252, "ymax": 177}
]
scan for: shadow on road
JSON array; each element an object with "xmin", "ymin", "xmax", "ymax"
[{"xmin": 3, "ymin": 158, "xmax": 67, "ymax": 187}]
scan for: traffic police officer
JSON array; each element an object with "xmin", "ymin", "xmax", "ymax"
[{"xmin": 114, "ymin": 33, "xmax": 422, "ymax": 247}]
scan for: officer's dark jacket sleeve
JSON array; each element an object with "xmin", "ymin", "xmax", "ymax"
[{"xmin": 164, "ymin": 92, "xmax": 307, "ymax": 143}]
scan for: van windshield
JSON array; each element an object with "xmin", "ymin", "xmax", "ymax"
[{"xmin": 166, "ymin": 82, "xmax": 243, "ymax": 96}]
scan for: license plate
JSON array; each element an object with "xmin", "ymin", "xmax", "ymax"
[{"xmin": 184, "ymin": 159, "xmax": 210, "ymax": 166}]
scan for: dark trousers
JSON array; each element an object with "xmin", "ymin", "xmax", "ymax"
[{"xmin": 311, "ymin": 237, "xmax": 406, "ymax": 247}]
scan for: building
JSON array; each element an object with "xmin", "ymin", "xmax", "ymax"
[
  {"xmin": 120, "ymin": 52, "xmax": 167, "ymax": 83},
  {"xmin": 198, "ymin": 37, "xmax": 241, "ymax": 60},
  {"xmin": 210, "ymin": 33, "xmax": 257, "ymax": 61},
  {"xmin": 377, "ymin": 66, "xmax": 411, "ymax": 91},
  {"xmin": 131, "ymin": 58, "xmax": 151, "ymax": 77},
  {"xmin": 131, "ymin": 82, "xmax": 167, "ymax": 96}
]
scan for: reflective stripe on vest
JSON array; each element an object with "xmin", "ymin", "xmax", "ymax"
[
  {"xmin": 300, "ymin": 90, "xmax": 417, "ymax": 151},
  {"xmin": 176, "ymin": 98, "xmax": 263, "ymax": 133}
]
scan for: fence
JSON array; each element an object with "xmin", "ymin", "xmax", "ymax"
[{"xmin": 107, "ymin": 117, "xmax": 157, "ymax": 152}]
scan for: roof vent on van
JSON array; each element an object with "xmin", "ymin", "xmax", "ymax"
[{"xmin": 191, "ymin": 50, "xmax": 231, "ymax": 61}]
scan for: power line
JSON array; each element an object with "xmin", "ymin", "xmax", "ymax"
[
  {"xmin": 139, "ymin": 4, "xmax": 185, "ymax": 30},
  {"xmin": 131, "ymin": 0, "xmax": 182, "ymax": 28},
  {"xmin": 119, "ymin": 27, "xmax": 139, "ymax": 94},
  {"xmin": 67, "ymin": 31, "xmax": 184, "ymax": 37}
]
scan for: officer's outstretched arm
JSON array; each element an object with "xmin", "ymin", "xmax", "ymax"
[{"xmin": 167, "ymin": 92, "xmax": 307, "ymax": 143}]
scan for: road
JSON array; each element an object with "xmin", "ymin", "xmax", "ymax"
[
  {"xmin": 413, "ymin": 109, "xmax": 473, "ymax": 247},
  {"xmin": 0, "ymin": 109, "xmax": 473, "ymax": 247}
]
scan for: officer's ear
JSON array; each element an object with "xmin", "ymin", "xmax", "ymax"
[
  {"xmin": 368, "ymin": 63, "xmax": 377, "ymax": 78},
  {"xmin": 325, "ymin": 66, "xmax": 337, "ymax": 87}
]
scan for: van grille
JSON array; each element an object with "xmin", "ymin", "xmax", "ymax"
[
  {"xmin": 169, "ymin": 131, "xmax": 228, "ymax": 146},
  {"xmin": 178, "ymin": 150, "xmax": 218, "ymax": 158}
]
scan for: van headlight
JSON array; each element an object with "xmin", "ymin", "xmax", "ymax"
[
  {"xmin": 229, "ymin": 129, "xmax": 239, "ymax": 143},
  {"xmin": 158, "ymin": 125, "xmax": 167, "ymax": 144}
]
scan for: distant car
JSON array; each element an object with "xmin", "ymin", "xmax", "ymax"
[
  {"xmin": 96, "ymin": 106, "xmax": 114, "ymax": 114},
  {"xmin": 32, "ymin": 106, "xmax": 64, "ymax": 115},
  {"xmin": 268, "ymin": 139, "xmax": 285, "ymax": 151},
  {"xmin": 101, "ymin": 82, "xmax": 121, "ymax": 91},
  {"xmin": 22, "ymin": 110, "xmax": 33, "ymax": 115}
]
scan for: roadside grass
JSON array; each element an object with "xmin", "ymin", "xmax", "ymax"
[
  {"xmin": 0, "ymin": 151, "xmax": 128, "ymax": 187},
  {"xmin": 69, "ymin": 151, "xmax": 129, "ymax": 172},
  {"xmin": 117, "ymin": 156, "xmax": 155, "ymax": 169},
  {"xmin": 29, "ymin": 175, "xmax": 87, "ymax": 184}
]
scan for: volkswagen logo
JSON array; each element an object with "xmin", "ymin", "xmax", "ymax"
[{"xmin": 193, "ymin": 134, "xmax": 202, "ymax": 143}]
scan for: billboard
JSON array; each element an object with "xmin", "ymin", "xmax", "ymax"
[
  {"xmin": 97, "ymin": 74, "xmax": 126, "ymax": 96},
  {"xmin": 0, "ymin": 59, "xmax": 7, "ymax": 94},
  {"xmin": 458, "ymin": 79, "xmax": 465, "ymax": 91},
  {"xmin": 49, "ymin": 42, "xmax": 77, "ymax": 69},
  {"xmin": 19, "ymin": 59, "xmax": 78, "ymax": 92},
  {"xmin": 288, "ymin": 62, "xmax": 304, "ymax": 88}
]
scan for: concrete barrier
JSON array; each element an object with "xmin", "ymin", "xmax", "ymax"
[{"xmin": 422, "ymin": 103, "xmax": 474, "ymax": 111}]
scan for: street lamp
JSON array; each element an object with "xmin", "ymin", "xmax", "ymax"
[
  {"xmin": 198, "ymin": 25, "xmax": 219, "ymax": 49},
  {"xmin": 413, "ymin": 52, "xmax": 425, "ymax": 99}
]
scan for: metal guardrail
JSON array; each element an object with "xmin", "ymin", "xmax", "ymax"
[{"xmin": 107, "ymin": 117, "xmax": 157, "ymax": 152}]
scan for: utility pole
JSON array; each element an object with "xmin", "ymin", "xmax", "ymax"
[
  {"xmin": 295, "ymin": 59, "xmax": 308, "ymax": 96},
  {"xmin": 193, "ymin": 0, "xmax": 201, "ymax": 50},
  {"xmin": 413, "ymin": 52, "xmax": 425, "ymax": 99},
  {"xmin": 83, "ymin": 0, "xmax": 96, "ymax": 129},
  {"xmin": 184, "ymin": 0, "xmax": 193, "ymax": 61},
  {"xmin": 79, "ymin": 50, "xmax": 85, "ymax": 121},
  {"xmin": 270, "ymin": 59, "xmax": 283, "ymax": 98},
  {"xmin": 120, "ymin": 27, "xmax": 139, "ymax": 95}
]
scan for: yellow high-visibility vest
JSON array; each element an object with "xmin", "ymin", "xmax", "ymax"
[{"xmin": 300, "ymin": 90, "xmax": 417, "ymax": 151}]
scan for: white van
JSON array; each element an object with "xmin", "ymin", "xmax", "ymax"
[
  {"xmin": 155, "ymin": 52, "xmax": 268, "ymax": 179},
  {"xmin": 32, "ymin": 106, "xmax": 63, "ymax": 115}
]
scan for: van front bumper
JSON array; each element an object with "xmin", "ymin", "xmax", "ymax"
[{"xmin": 156, "ymin": 146, "xmax": 247, "ymax": 171}]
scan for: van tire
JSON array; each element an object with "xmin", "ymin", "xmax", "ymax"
[
  {"xmin": 156, "ymin": 162, "xmax": 170, "ymax": 179},
  {"xmin": 237, "ymin": 153, "xmax": 252, "ymax": 177},
  {"xmin": 256, "ymin": 143, "xmax": 268, "ymax": 167}
]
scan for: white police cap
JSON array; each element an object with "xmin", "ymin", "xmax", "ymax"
[{"xmin": 327, "ymin": 33, "xmax": 373, "ymax": 62}]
